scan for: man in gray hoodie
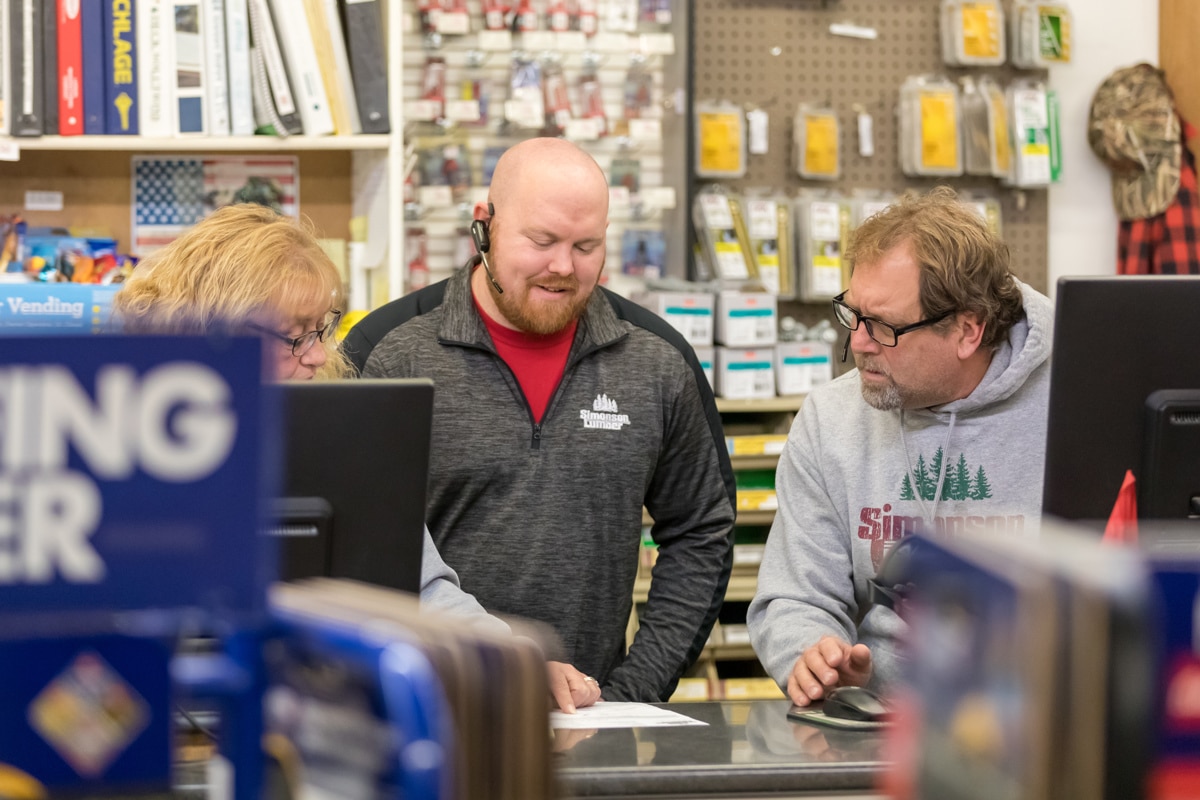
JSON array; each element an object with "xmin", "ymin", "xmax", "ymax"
[{"xmin": 748, "ymin": 187, "xmax": 1053, "ymax": 707}]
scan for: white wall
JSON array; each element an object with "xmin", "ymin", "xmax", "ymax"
[{"xmin": 1046, "ymin": 4, "xmax": 1159, "ymax": 297}]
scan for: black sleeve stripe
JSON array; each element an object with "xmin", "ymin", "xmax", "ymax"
[
  {"xmin": 602, "ymin": 288, "xmax": 737, "ymax": 509},
  {"xmin": 604, "ymin": 289, "xmax": 737, "ymax": 691},
  {"xmin": 343, "ymin": 279, "xmax": 450, "ymax": 375}
]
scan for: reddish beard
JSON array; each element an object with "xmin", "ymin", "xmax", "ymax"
[{"xmin": 492, "ymin": 274, "xmax": 594, "ymax": 334}]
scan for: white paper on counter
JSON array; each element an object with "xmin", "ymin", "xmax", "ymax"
[{"xmin": 551, "ymin": 702, "xmax": 708, "ymax": 730}]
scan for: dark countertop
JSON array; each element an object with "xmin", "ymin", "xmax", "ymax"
[{"xmin": 554, "ymin": 700, "xmax": 891, "ymax": 798}]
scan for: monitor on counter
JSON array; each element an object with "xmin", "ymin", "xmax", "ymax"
[
  {"xmin": 269, "ymin": 379, "xmax": 433, "ymax": 592},
  {"xmin": 1042, "ymin": 276, "xmax": 1200, "ymax": 526}
]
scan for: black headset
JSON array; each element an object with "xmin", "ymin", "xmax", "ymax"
[{"xmin": 470, "ymin": 202, "xmax": 503, "ymax": 294}]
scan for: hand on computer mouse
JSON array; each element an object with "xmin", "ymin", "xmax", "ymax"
[
  {"xmin": 787, "ymin": 636, "xmax": 873, "ymax": 707},
  {"xmin": 821, "ymin": 686, "xmax": 891, "ymax": 723}
]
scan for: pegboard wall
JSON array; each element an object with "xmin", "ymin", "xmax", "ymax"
[
  {"xmin": 692, "ymin": 0, "xmax": 1050, "ymax": 328},
  {"xmin": 400, "ymin": 0, "xmax": 692, "ymax": 290}
]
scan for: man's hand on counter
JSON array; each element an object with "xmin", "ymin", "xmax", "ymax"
[{"xmin": 548, "ymin": 661, "xmax": 603, "ymax": 713}]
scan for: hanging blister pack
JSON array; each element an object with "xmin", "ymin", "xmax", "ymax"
[
  {"xmin": 899, "ymin": 75, "xmax": 963, "ymax": 177},
  {"xmin": 640, "ymin": 0, "xmax": 671, "ymax": 25},
  {"xmin": 483, "ymin": 0, "xmax": 510, "ymax": 31},
  {"xmin": 548, "ymin": 0, "xmax": 574, "ymax": 32},
  {"xmin": 439, "ymin": 0, "xmax": 470, "ymax": 35},
  {"xmin": 743, "ymin": 191, "xmax": 794, "ymax": 298},
  {"xmin": 514, "ymin": 0, "xmax": 540, "ymax": 32},
  {"xmin": 795, "ymin": 192, "xmax": 851, "ymax": 302},
  {"xmin": 960, "ymin": 77, "xmax": 991, "ymax": 176},
  {"xmin": 541, "ymin": 56, "xmax": 573, "ymax": 135},
  {"xmin": 450, "ymin": 51, "xmax": 492, "ymax": 127},
  {"xmin": 621, "ymin": 228, "xmax": 666, "ymax": 279},
  {"xmin": 418, "ymin": 0, "xmax": 443, "ymax": 34},
  {"xmin": 1011, "ymin": 1, "xmax": 1072, "ymax": 68},
  {"xmin": 693, "ymin": 185, "xmax": 757, "ymax": 284},
  {"xmin": 695, "ymin": 100, "xmax": 747, "ymax": 178},
  {"xmin": 420, "ymin": 56, "xmax": 448, "ymax": 123},
  {"xmin": 504, "ymin": 54, "xmax": 545, "ymax": 130},
  {"xmin": 980, "ymin": 76, "xmax": 1012, "ymax": 179},
  {"xmin": 406, "ymin": 227, "xmax": 430, "ymax": 291},
  {"xmin": 442, "ymin": 144, "xmax": 471, "ymax": 202},
  {"xmin": 1006, "ymin": 79, "xmax": 1053, "ymax": 187},
  {"xmin": 610, "ymin": 157, "xmax": 642, "ymax": 194},
  {"xmin": 793, "ymin": 104, "xmax": 840, "ymax": 180},
  {"xmin": 623, "ymin": 56, "xmax": 655, "ymax": 120},
  {"xmin": 941, "ymin": 0, "xmax": 1006, "ymax": 66},
  {"xmin": 607, "ymin": 0, "xmax": 639, "ymax": 32},
  {"xmin": 578, "ymin": 0, "xmax": 599, "ymax": 36},
  {"xmin": 577, "ymin": 59, "xmax": 608, "ymax": 138}
]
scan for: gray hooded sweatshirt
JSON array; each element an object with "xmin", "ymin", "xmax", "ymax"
[{"xmin": 748, "ymin": 281, "xmax": 1054, "ymax": 691}]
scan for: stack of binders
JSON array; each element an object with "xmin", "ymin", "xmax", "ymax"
[{"xmin": 269, "ymin": 579, "xmax": 557, "ymax": 800}]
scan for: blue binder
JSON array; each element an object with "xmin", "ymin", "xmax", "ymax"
[
  {"xmin": 102, "ymin": 0, "xmax": 138, "ymax": 134},
  {"xmin": 266, "ymin": 607, "xmax": 452, "ymax": 800},
  {"xmin": 80, "ymin": 0, "xmax": 105, "ymax": 135}
]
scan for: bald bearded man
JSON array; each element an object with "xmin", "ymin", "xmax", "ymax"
[{"xmin": 345, "ymin": 138, "xmax": 735, "ymax": 702}]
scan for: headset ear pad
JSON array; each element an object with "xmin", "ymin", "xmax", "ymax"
[{"xmin": 470, "ymin": 220, "xmax": 491, "ymax": 255}]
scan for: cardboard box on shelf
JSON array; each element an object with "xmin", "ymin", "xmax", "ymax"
[
  {"xmin": 716, "ymin": 290, "xmax": 777, "ymax": 347},
  {"xmin": 716, "ymin": 346, "xmax": 775, "ymax": 399},
  {"xmin": 634, "ymin": 290, "xmax": 715, "ymax": 347},
  {"xmin": 775, "ymin": 341, "xmax": 832, "ymax": 395}
]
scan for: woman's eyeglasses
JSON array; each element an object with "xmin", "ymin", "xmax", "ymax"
[{"xmin": 250, "ymin": 310, "xmax": 342, "ymax": 357}]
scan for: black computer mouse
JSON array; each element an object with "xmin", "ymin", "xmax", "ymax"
[{"xmin": 821, "ymin": 686, "xmax": 891, "ymax": 723}]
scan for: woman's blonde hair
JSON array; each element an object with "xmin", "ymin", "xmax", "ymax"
[{"xmin": 114, "ymin": 204, "xmax": 353, "ymax": 378}]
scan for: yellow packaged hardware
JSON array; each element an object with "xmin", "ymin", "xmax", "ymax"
[
  {"xmin": 695, "ymin": 100, "xmax": 747, "ymax": 178},
  {"xmin": 941, "ymin": 0, "xmax": 1006, "ymax": 66},
  {"xmin": 794, "ymin": 105, "xmax": 840, "ymax": 180}
]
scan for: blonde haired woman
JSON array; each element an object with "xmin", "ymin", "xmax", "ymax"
[
  {"xmin": 115, "ymin": 204, "xmax": 601, "ymax": 712},
  {"xmin": 115, "ymin": 203, "xmax": 352, "ymax": 380}
]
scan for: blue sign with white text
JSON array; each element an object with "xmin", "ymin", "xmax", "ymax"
[
  {"xmin": 0, "ymin": 284, "xmax": 120, "ymax": 334},
  {"xmin": 0, "ymin": 335, "xmax": 276, "ymax": 634}
]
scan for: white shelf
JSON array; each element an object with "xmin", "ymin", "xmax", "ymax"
[
  {"xmin": 2, "ymin": 135, "xmax": 393, "ymax": 152},
  {"xmin": 716, "ymin": 395, "xmax": 806, "ymax": 414}
]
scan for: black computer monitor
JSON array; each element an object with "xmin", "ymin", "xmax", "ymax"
[
  {"xmin": 1043, "ymin": 276, "xmax": 1200, "ymax": 525},
  {"xmin": 269, "ymin": 379, "xmax": 433, "ymax": 592}
]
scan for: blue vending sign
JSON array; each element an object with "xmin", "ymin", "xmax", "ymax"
[
  {"xmin": 0, "ymin": 284, "xmax": 121, "ymax": 335},
  {"xmin": 0, "ymin": 334, "xmax": 276, "ymax": 632}
]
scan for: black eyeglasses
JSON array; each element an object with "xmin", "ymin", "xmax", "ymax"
[
  {"xmin": 832, "ymin": 292, "xmax": 954, "ymax": 347},
  {"xmin": 250, "ymin": 310, "xmax": 342, "ymax": 357}
]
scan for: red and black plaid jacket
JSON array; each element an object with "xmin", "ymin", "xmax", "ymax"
[{"xmin": 1118, "ymin": 122, "xmax": 1200, "ymax": 275}]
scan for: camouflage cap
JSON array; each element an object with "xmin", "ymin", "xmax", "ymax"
[{"xmin": 1087, "ymin": 63, "xmax": 1181, "ymax": 220}]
